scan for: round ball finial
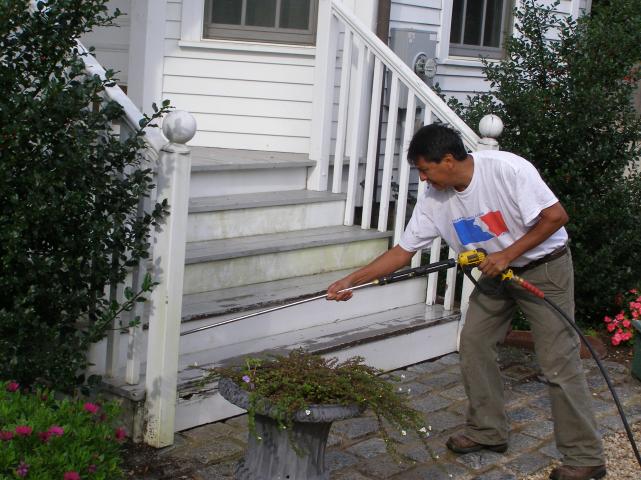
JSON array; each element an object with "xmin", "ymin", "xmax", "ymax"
[
  {"xmin": 479, "ymin": 114, "xmax": 504, "ymax": 139},
  {"xmin": 162, "ymin": 110, "xmax": 197, "ymax": 145}
]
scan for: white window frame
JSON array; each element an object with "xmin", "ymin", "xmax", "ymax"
[
  {"xmin": 448, "ymin": 0, "xmax": 512, "ymax": 60},
  {"xmin": 179, "ymin": 0, "xmax": 316, "ymax": 55},
  {"xmin": 202, "ymin": 0, "xmax": 318, "ymax": 45}
]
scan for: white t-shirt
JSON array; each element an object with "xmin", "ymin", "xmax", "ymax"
[{"xmin": 398, "ymin": 150, "xmax": 568, "ymax": 267}]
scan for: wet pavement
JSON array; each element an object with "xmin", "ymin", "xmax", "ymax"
[{"xmin": 124, "ymin": 345, "xmax": 641, "ymax": 479}]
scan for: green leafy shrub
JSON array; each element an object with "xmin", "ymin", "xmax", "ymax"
[
  {"xmin": 0, "ymin": 380, "xmax": 125, "ymax": 478},
  {"xmin": 212, "ymin": 350, "xmax": 433, "ymax": 458},
  {"xmin": 0, "ymin": 1, "xmax": 170, "ymax": 389},
  {"xmin": 447, "ymin": 0, "xmax": 641, "ymax": 326}
]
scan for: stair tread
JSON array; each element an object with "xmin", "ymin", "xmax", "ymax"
[
  {"xmin": 107, "ymin": 303, "xmax": 460, "ymax": 397},
  {"xmin": 182, "ymin": 268, "xmax": 356, "ymax": 322},
  {"xmin": 189, "ymin": 190, "xmax": 346, "ymax": 213},
  {"xmin": 191, "ymin": 147, "xmax": 314, "ymax": 172},
  {"xmin": 185, "ymin": 225, "xmax": 392, "ymax": 264}
]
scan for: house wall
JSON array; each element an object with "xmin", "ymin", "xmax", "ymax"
[
  {"xmin": 389, "ymin": 0, "xmax": 576, "ymax": 102},
  {"xmin": 162, "ymin": 0, "xmax": 315, "ymax": 153},
  {"xmin": 80, "ymin": 0, "xmax": 131, "ymax": 85}
]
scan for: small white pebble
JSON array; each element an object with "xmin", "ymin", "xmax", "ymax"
[
  {"xmin": 192, "ymin": 361, "xmax": 198, "ymax": 367},
  {"xmin": 435, "ymin": 455, "xmax": 439, "ymax": 459},
  {"xmin": 426, "ymin": 432, "xmax": 430, "ymax": 437},
  {"xmin": 428, "ymin": 425, "xmax": 432, "ymax": 431},
  {"xmin": 401, "ymin": 374, "xmax": 406, "ymax": 379},
  {"xmin": 449, "ymin": 475, "xmax": 453, "ymax": 478},
  {"xmin": 593, "ymin": 393, "xmax": 597, "ymax": 396},
  {"xmin": 401, "ymin": 430, "xmax": 407, "ymax": 436},
  {"xmin": 407, "ymin": 388, "xmax": 412, "ymax": 394},
  {"xmin": 398, "ymin": 387, "xmax": 403, "ymax": 392},
  {"xmin": 257, "ymin": 436, "xmax": 262, "ymax": 440},
  {"xmin": 419, "ymin": 427, "xmax": 427, "ymax": 433},
  {"xmin": 305, "ymin": 409, "xmax": 311, "ymax": 415}
]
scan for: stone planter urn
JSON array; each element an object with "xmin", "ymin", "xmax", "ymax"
[{"xmin": 219, "ymin": 377, "xmax": 364, "ymax": 480}]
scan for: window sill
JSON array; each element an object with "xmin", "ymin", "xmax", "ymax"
[
  {"xmin": 178, "ymin": 39, "xmax": 316, "ymax": 56},
  {"xmin": 440, "ymin": 56, "xmax": 500, "ymax": 68}
]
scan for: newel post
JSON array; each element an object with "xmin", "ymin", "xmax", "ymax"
[
  {"xmin": 144, "ymin": 111, "xmax": 196, "ymax": 448},
  {"xmin": 476, "ymin": 114, "xmax": 504, "ymax": 151}
]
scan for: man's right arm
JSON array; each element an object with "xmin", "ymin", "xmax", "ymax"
[{"xmin": 326, "ymin": 245, "xmax": 415, "ymax": 301}]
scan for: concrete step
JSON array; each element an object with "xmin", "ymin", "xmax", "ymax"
[
  {"xmin": 183, "ymin": 226, "xmax": 392, "ymax": 294},
  {"xmin": 105, "ymin": 302, "xmax": 461, "ymax": 432},
  {"xmin": 88, "ymin": 270, "xmax": 431, "ymax": 376},
  {"xmin": 189, "ymin": 147, "xmax": 315, "ymax": 197},
  {"xmin": 187, "ymin": 190, "xmax": 346, "ymax": 242}
]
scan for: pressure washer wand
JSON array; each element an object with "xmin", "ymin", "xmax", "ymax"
[{"xmin": 180, "ymin": 258, "xmax": 456, "ymax": 337}]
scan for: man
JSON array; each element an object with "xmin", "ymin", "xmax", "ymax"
[{"xmin": 327, "ymin": 124, "xmax": 605, "ymax": 480}]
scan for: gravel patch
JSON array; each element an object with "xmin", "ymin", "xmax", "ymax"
[{"xmin": 525, "ymin": 423, "xmax": 641, "ymax": 479}]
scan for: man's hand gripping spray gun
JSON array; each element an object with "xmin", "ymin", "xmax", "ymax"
[{"xmin": 457, "ymin": 248, "xmax": 545, "ymax": 298}]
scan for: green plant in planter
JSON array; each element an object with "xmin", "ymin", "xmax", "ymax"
[{"xmin": 210, "ymin": 349, "xmax": 432, "ymax": 458}]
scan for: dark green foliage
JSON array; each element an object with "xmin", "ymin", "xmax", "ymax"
[
  {"xmin": 213, "ymin": 350, "xmax": 433, "ymax": 458},
  {"xmin": 0, "ymin": 1, "xmax": 170, "ymax": 389},
  {"xmin": 447, "ymin": 0, "xmax": 641, "ymax": 326}
]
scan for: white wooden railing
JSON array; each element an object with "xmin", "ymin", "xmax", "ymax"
[
  {"xmin": 78, "ymin": 42, "xmax": 196, "ymax": 447},
  {"xmin": 310, "ymin": 0, "xmax": 503, "ymax": 316}
]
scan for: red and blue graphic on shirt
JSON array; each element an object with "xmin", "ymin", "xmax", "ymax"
[{"xmin": 453, "ymin": 211, "xmax": 509, "ymax": 245}]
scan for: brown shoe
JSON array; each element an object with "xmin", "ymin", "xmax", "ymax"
[
  {"xmin": 445, "ymin": 433, "xmax": 508, "ymax": 454},
  {"xmin": 549, "ymin": 465, "xmax": 606, "ymax": 480}
]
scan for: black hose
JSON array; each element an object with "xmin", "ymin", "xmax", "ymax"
[{"xmin": 462, "ymin": 268, "xmax": 641, "ymax": 469}]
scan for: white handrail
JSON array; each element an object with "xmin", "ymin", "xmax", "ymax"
[
  {"xmin": 330, "ymin": 0, "xmax": 480, "ymax": 149},
  {"xmin": 77, "ymin": 42, "xmax": 167, "ymax": 153}
]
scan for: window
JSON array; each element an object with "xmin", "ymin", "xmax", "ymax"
[
  {"xmin": 449, "ymin": 0, "xmax": 511, "ymax": 59},
  {"xmin": 204, "ymin": 0, "xmax": 318, "ymax": 45}
]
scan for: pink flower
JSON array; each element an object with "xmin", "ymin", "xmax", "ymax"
[
  {"xmin": 616, "ymin": 312, "xmax": 625, "ymax": 321},
  {"xmin": 622, "ymin": 332, "xmax": 633, "ymax": 341},
  {"xmin": 64, "ymin": 472, "xmax": 81, "ymax": 480},
  {"xmin": 38, "ymin": 431, "xmax": 51, "ymax": 443},
  {"xmin": 604, "ymin": 316, "xmax": 612, "ymax": 323},
  {"xmin": 48, "ymin": 425, "xmax": 64, "ymax": 437},
  {"xmin": 633, "ymin": 310, "xmax": 639, "ymax": 319},
  {"xmin": 630, "ymin": 289, "xmax": 639, "ymax": 294},
  {"xmin": 607, "ymin": 323, "xmax": 616, "ymax": 332},
  {"xmin": 114, "ymin": 427, "xmax": 127, "ymax": 442},
  {"xmin": 0, "ymin": 430, "xmax": 14, "ymax": 441},
  {"xmin": 83, "ymin": 402, "xmax": 100, "ymax": 414},
  {"xmin": 612, "ymin": 336, "xmax": 621, "ymax": 346},
  {"xmin": 87, "ymin": 464, "xmax": 97, "ymax": 474},
  {"xmin": 6, "ymin": 381, "xmax": 19, "ymax": 392},
  {"xmin": 623, "ymin": 319, "xmax": 632, "ymax": 328},
  {"xmin": 15, "ymin": 426, "xmax": 32, "ymax": 437},
  {"xmin": 16, "ymin": 461, "xmax": 29, "ymax": 478}
]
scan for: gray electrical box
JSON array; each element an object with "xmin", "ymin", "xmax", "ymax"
[{"xmin": 386, "ymin": 28, "xmax": 438, "ymax": 107}]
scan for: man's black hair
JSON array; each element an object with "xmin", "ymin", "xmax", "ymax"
[{"xmin": 407, "ymin": 123, "xmax": 468, "ymax": 164}]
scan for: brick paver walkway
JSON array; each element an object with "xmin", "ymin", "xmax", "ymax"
[{"xmin": 125, "ymin": 345, "xmax": 641, "ymax": 479}]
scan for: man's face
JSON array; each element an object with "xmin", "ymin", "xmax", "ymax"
[{"xmin": 414, "ymin": 155, "xmax": 454, "ymax": 190}]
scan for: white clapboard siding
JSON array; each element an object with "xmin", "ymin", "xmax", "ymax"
[
  {"xmin": 79, "ymin": 0, "xmax": 131, "ymax": 84},
  {"xmin": 162, "ymin": 0, "xmax": 316, "ymax": 153}
]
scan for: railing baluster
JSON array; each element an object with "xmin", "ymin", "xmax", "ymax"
[
  {"xmin": 444, "ymin": 247, "xmax": 457, "ymax": 310},
  {"xmin": 424, "ymin": 105, "xmax": 433, "ymax": 125},
  {"xmin": 332, "ymin": 28, "xmax": 353, "ymax": 193},
  {"xmin": 377, "ymin": 74, "xmax": 399, "ymax": 232},
  {"xmin": 425, "ymin": 237, "xmax": 442, "ymax": 305},
  {"xmin": 105, "ymin": 281, "xmax": 124, "ymax": 378},
  {"xmin": 410, "ymin": 179, "xmax": 426, "ymax": 268},
  {"xmin": 344, "ymin": 41, "xmax": 368, "ymax": 225},
  {"xmin": 361, "ymin": 57, "xmax": 384, "ymax": 230},
  {"xmin": 393, "ymin": 93, "xmax": 416, "ymax": 245}
]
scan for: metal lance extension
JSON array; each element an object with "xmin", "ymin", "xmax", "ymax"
[{"xmin": 180, "ymin": 258, "xmax": 456, "ymax": 337}]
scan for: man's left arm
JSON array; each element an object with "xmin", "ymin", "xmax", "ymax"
[{"xmin": 479, "ymin": 202, "xmax": 569, "ymax": 277}]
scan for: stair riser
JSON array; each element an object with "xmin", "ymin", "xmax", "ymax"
[
  {"xmin": 173, "ymin": 320, "xmax": 461, "ymax": 430},
  {"xmin": 190, "ymin": 168, "xmax": 308, "ymax": 197},
  {"xmin": 85, "ymin": 277, "xmax": 429, "ymax": 377},
  {"xmin": 187, "ymin": 201, "xmax": 345, "ymax": 242},
  {"xmin": 183, "ymin": 239, "xmax": 389, "ymax": 294}
]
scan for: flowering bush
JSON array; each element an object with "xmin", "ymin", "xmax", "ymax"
[
  {"xmin": 603, "ymin": 289, "xmax": 641, "ymax": 346},
  {"xmin": 0, "ymin": 380, "xmax": 125, "ymax": 478}
]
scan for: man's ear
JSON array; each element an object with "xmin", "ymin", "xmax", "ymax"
[{"xmin": 441, "ymin": 153, "xmax": 455, "ymax": 168}]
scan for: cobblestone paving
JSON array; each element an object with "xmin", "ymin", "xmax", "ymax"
[{"xmin": 125, "ymin": 346, "xmax": 641, "ymax": 479}]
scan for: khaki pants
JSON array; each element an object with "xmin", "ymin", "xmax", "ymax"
[{"xmin": 459, "ymin": 250, "xmax": 604, "ymax": 467}]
